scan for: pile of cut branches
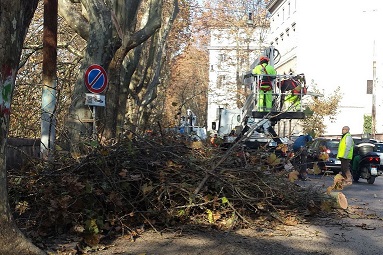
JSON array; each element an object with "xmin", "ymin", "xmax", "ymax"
[{"xmin": 7, "ymin": 132, "xmax": 335, "ymax": 248}]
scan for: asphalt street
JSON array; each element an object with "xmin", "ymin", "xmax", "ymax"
[{"xmin": 297, "ymin": 173, "xmax": 383, "ymax": 218}]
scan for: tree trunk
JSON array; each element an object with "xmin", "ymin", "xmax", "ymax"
[
  {"xmin": 64, "ymin": 0, "xmax": 115, "ymax": 153},
  {"xmin": 115, "ymin": 0, "xmax": 178, "ymax": 135},
  {"xmin": 0, "ymin": 2, "xmax": 45, "ymax": 253},
  {"xmin": 103, "ymin": 0, "xmax": 164, "ymax": 140},
  {"xmin": 61, "ymin": 0, "xmax": 164, "ymax": 145},
  {"xmin": 328, "ymin": 191, "xmax": 348, "ymax": 209},
  {"xmin": 104, "ymin": 47, "xmax": 126, "ymax": 139}
]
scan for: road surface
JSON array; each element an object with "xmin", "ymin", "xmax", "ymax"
[{"xmin": 297, "ymin": 173, "xmax": 383, "ymax": 218}]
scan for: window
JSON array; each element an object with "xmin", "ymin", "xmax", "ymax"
[
  {"xmin": 288, "ymin": 2, "xmax": 291, "ymax": 16},
  {"xmin": 326, "ymin": 141, "xmax": 340, "ymax": 149},
  {"xmin": 374, "ymin": 144, "xmax": 383, "ymax": 153},
  {"xmin": 219, "ymin": 53, "xmax": 226, "ymax": 62},
  {"xmin": 367, "ymin": 80, "xmax": 373, "ymax": 94},
  {"xmin": 217, "ymin": 75, "xmax": 226, "ymax": 89}
]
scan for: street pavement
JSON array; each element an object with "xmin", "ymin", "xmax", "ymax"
[{"xmin": 297, "ymin": 173, "xmax": 383, "ymax": 218}]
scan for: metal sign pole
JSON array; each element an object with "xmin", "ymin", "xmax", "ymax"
[
  {"xmin": 92, "ymin": 105, "xmax": 97, "ymax": 140},
  {"xmin": 84, "ymin": 63, "xmax": 108, "ymax": 142}
]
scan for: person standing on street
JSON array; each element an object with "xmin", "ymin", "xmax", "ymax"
[
  {"xmin": 292, "ymin": 134, "xmax": 313, "ymax": 180},
  {"xmin": 252, "ymin": 56, "xmax": 277, "ymax": 111},
  {"xmin": 337, "ymin": 126, "xmax": 354, "ymax": 185}
]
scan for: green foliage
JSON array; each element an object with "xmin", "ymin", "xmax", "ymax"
[
  {"xmin": 363, "ymin": 115, "xmax": 372, "ymax": 134},
  {"xmin": 303, "ymin": 106, "xmax": 314, "ymax": 116},
  {"xmin": 300, "ymin": 84, "xmax": 342, "ymax": 137},
  {"xmin": 206, "ymin": 209, "xmax": 214, "ymax": 223},
  {"xmin": 84, "ymin": 218, "xmax": 100, "ymax": 235}
]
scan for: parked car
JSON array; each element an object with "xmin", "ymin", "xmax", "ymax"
[
  {"xmin": 373, "ymin": 142, "xmax": 383, "ymax": 170},
  {"xmin": 307, "ymin": 138, "xmax": 341, "ymax": 174},
  {"xmin": 353, "ymin": 138, "xmax": 378, "ymax": 145}
]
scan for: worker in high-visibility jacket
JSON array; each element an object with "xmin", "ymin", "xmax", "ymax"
[
  {"xmin": 284, "ymin": 84, "xmax": 307, "ymax": 111},
  {"xmin": 337, "ymin": 126, "xmax": 354, "ymax": 186},
  {"xmin": 279, "ymin": 74, "xmax": 307, "ymax": 111},
  {"xmin": 252, "ymin": 56, "xmax": 277, "ymax": 111}
]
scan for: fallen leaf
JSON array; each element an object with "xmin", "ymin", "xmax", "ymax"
[
  {"xmin": 267, "ymin": 153, "xmax": 281, "ymax": 166},
  {"xmin": 119, "ymin": 169, "xmax": 128, "ymax": 178},
  {"xmin": 288, "ymin": 171, "xmax": 299, "ymax": 182},
  {"xmin": 313, "ymin": 163, "xmax": 322, "ymax": 175},
  {"xmin": 284, "ymin": 216, "xmax": 298, "ymax": 226}
]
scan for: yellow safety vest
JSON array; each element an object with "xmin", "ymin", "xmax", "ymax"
[
  {"xmin": 337, "ymin": 133, "xmax": 354, "ymax": 159},
  {"xmin": 252, "ymin": 63, "xmax": 276, "ymax": 91}
]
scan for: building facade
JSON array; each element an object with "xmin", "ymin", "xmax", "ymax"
[
  {"xmin": 207, "ymin": 0, "xmax": 383, "ymax": 137},
  {"xmin": 207, "ymin": 27, "xmax": 268, "ymax": 135},
  {"xmin": 267, "ymin": 0, "xmax": 383, "ymax": 136}
]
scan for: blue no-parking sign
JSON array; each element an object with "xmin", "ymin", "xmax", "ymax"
[{"xmin": 84, "ymin": 64, "xmax": 108, "ymax": 94}]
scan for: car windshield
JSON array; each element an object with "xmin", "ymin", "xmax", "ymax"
[{"xmin": 326, "ymin": 141, "xmax": 339, "ymax": 149}]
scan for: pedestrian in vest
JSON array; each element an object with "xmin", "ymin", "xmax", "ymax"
[
  {"xmin": 337, "ymin": 126, "xmax": 354, "ymax": 186},
  {"xmin": 292, "ymin": 134, "xmax": 313, "ymax": 180},
  {"xmin": 252, "ymin": 56, "xmax": 276, "ymax": 111}
]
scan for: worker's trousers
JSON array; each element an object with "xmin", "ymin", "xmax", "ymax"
[
  {"xmin": 257, "ymin": 90, "xmax": 272, "ymax": 111},
  {"xmin": 284, "ymin": 94, "xmax": 301, "ymax": 111}
]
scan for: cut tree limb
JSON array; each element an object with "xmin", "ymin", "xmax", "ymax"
[
  {"xmin": 193, "ymin": 115, "xmax": 273, "ymax": 195},
  {"xmin": 327, "ymin": 191, "xmax": 348, "ymax": 209}
]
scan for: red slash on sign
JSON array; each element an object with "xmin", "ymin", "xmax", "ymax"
[{"xmin": 84, "ymin": 64, "xmax": 108, "ymax": 94}]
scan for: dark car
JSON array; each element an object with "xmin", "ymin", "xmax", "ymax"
[
  {"xmin": 307, "ymin": 138, "xmax": 340, "ymax": 174},
  {"xmin": 353, "ymin": 138, "xmax": 378, "ymax": 145},
  {"xmin": 373, "ymin": 142, "xmax": 383, "ymax": 170}
]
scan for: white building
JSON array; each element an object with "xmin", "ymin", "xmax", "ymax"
[
  {"xmin": 267, "ymin": 0, "xmax": 383, "ymax": 137},
  {"xmin": 207, "ymin": 0, "xmax": 383, "ymax": 138},
  {"xmin": 207, "ymin": 27, "xmax": 268, "ymax": 135}
]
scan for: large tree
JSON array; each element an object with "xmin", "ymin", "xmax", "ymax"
[
  {"xmin": 0, "ymin": 1, "xmax": 45, "ymax": 254},
  {"xmin": 163, "ymin": 44, "xmax": 209, "ymax": 127},
  {"xmin": 57, "ymin": 0, "xmax": 180, "ymax": 151},
  {"xmin": 301, "ymin": 86, "xmax": 342, "ymax": 137}
]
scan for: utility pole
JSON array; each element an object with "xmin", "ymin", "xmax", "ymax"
[
  {"xmin": 372, "ymin": 40, "xmax": 376, "ymax": 139},
  {"xmin": 41, "ymin": 0, "xmax": 58, "ymax": 160}
]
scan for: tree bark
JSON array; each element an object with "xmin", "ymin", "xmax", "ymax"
[
  {"xmin": 114, "ymin": 0, "xmax": 179, "ymax": 136},
  {"xmin": 60, "ymin": 0, "xmax": 165, "ymax": 147},
  {"xmin": 103, "ymin": 0, "xmax": 163, "ymax": 139},
  {"xmin": 63, "ymin": 0, "xmax": 115, "ymax": 152},
  {"xmin": 0, "ymin": 1, "xmax": 45, "ymax": 253}
]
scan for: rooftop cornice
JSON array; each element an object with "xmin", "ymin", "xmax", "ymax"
[{"xmin": 267, "ymin": 0, "xmax": 283, "ymax": 14}]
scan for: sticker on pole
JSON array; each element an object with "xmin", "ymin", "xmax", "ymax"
[
  {"xmin": 84, "ymin": 64, "xmax": 108, "ymax": 94},
  {"xmin": 85, "ymin": 93, "xmax": 105, "ymax": 107}
]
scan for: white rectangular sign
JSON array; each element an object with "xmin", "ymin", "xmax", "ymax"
[{"xmin": 85, "ymin": 93, "xmax": 105, "ymax": 107}]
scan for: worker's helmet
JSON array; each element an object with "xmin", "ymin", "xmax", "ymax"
[{"xmin": 259, "ymin": 56, "xmax": 269, "ymax": 63}]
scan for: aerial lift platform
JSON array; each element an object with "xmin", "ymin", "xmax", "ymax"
[
  {"xmin": 213, "ymin": 46, "xmax": 322, "ymax": 147},
  {"xmin": 240, "ymin": 72, "xmax": 309, "ymax": 145}
]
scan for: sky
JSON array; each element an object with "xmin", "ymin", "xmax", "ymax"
[{"xmin": 296, "ymin": 0, "xmax": 383, "ymax": 135}]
